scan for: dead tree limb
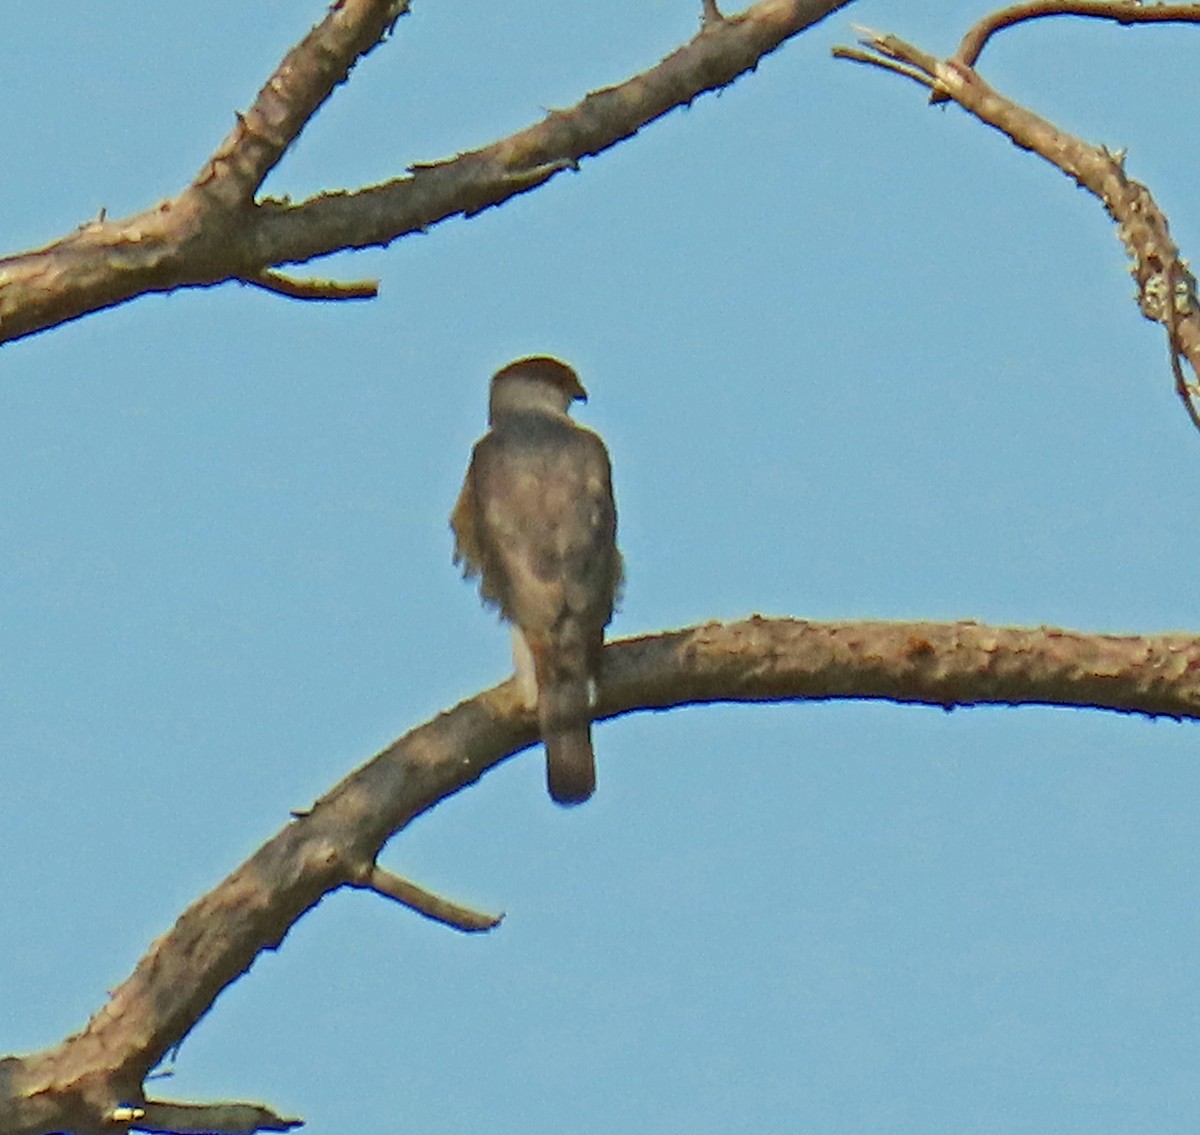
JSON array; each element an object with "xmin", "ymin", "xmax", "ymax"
[
  {"xmin": 953, "ymin": 1, "xmax": 1200, "ymax": 68},
  {"xmin": 0, "ymin": 0, "xmax": 853, "ymax": 347},
  {"xmin": 3, "ymin": 615, "xmax": 1198, "ymax": 1135},
  {"xmin": 835, "ymin": 5, "xmax": 1200, "ymax": 431}
]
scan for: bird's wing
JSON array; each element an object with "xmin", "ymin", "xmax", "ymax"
[
  {"xmin": 470, "ymin": 420, "xmax": 620, "ymax": 639},
  {"xmin": 449, "ymin": 458, "xmax": 484, "ymax": 584}
]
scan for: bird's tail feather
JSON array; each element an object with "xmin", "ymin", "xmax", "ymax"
[
  {"xmin": 544, "ymin": 725, "xmax": 596, "ymax": 806},
  {"xmin": 534, "ymin": 657, "xmax": 596, "ymax": 806}
]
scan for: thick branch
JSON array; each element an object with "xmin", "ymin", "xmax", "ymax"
[
  {"xmin": 0, "ymin": 0, "xmax": 853, "ymax": 346},
  {"xmin": 196, "ymin": 0, "xmax": 410, "ymax": 205},
  {"xmin": 3, "ymin": 616, "xmax": 1198, "ymax": 1135},
  {"xmin": 836, "ymin": 25, "xmax": 1200, "ymax": 430}
]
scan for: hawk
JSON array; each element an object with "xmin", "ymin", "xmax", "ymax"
[{"xmin": 451, "ymin": 356, "xmax": 621, "ymax": 806}]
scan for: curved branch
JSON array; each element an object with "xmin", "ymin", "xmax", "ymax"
[
  {"xmin": 3, "ymin": 615, "xmax": 1198, "ymax": 1135},
  {"xmin": 835, "ymin": 25, "xmax": 1200, "ymax": 431},
  {"xmin": 0, "ymin": 0, "xmax": 853, "ymax": 347},
  {"xmin": 955, "ymin": 1, "xmax": 1200, "ymax": 69}
]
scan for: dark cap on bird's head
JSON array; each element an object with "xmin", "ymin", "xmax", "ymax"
[
  {"xmin": 492, "ymin": 355, "xmax": 588, "ymax": 402},
  {"xmin": 457, "ymin": 351, "xmax": 619, "ymax": 808}
]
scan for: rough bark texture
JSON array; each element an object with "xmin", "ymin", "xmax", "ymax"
[
  {"xmin": 4, "ymin": 616, "xmax": 1199, "ymax": 1135},
  {"xmin": 0, "ymin": 0, "xmax": 852, "ymax": 346},
  {"xmin": 837, "ymin": 5, "xmax": 1200, "ymax": 429},
  {"xmin": 8, "ymin": 4, "xmax": 1200, "ymax": 1134}
]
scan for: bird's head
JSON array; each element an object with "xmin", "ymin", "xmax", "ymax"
[{"xmin": 488, "ymin": 355, "xmax": 587, "ymax": 423}]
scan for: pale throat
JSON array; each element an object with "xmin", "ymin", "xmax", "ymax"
[{"xmin": 489, "ymin": 376, "xmax": 574, "ymax": 422}]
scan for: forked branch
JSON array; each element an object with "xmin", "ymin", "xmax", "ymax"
[
  {"xmin": 835, "ymin": 4, "xmax": 1200, "ymax": 431},
  {"xmin": 0, "ymin": 0, "xmax": 853, "ymax": 346}
]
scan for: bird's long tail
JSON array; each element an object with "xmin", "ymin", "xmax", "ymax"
[
  {"xmin": 543, "ymin": 720, "xmax": 596, "ymax": 806},
  {"xmin": 532, "ymin": 646, "xmax": 596, "ymax": 806}
]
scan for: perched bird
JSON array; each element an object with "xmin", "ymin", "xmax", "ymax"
[{"xmin": 451, "ymin": 356, "xmax": 622, "ymax": 805}]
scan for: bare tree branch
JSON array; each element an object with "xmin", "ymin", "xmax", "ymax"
[
  {"xmin": 835, "ymin": 21, "xmax": 1200, "ymax": 431},
  {"xmin": 702, "ymin": 0, "xmax": 728, "ymax": 26},
  {"xmin": 355, "ymin": 866, "xmax": 503, "ymax": 932},
  {"xmin": 133, "ymin": 1102, "xmax": 301, "ymax": 1135},
  {"xmin": 3, "ymin": 615, "xmax": 1199, "ymax": 1135},
  {"xmin": 835, "ymin": 32, "xmax": 937, "ymax": 89},
  {"xmin": 240, "ymin": 270, "xmax": 379, "ymax": 301},
  {"xmin": 196, "ymin": 0, "xmax": 411, "ymax": 205},
  {"xmin": 0, "ymin": 0, "xmax": 853, "ymax": 347},
  {"xmin": 954, "ymin": 1, "xmax": 1200, "ymax": 69}
]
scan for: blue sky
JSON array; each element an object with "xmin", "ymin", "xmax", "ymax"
[{"xmin": 3, "ymin": 3, "xmax": 1200, "ymax": 1132}]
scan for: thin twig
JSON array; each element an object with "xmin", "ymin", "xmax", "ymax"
[
  {"xmin": 359, "ymin": 867, "xmax": 503, "ymax": 933},
  {"xmin": 134, "ymin": 1101, "xmax": 302, "ymax": 1135},
  {"xmin": 241, "ymin": 270, "xmax": 379, "ymax": 301},
  {"xmin": 1162, "ymin": 259, "xmax": 1200, "ymax": 430},
  {"xmin": 831, "ymin": 45, "xmax": 937, "ymax": 90}
]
